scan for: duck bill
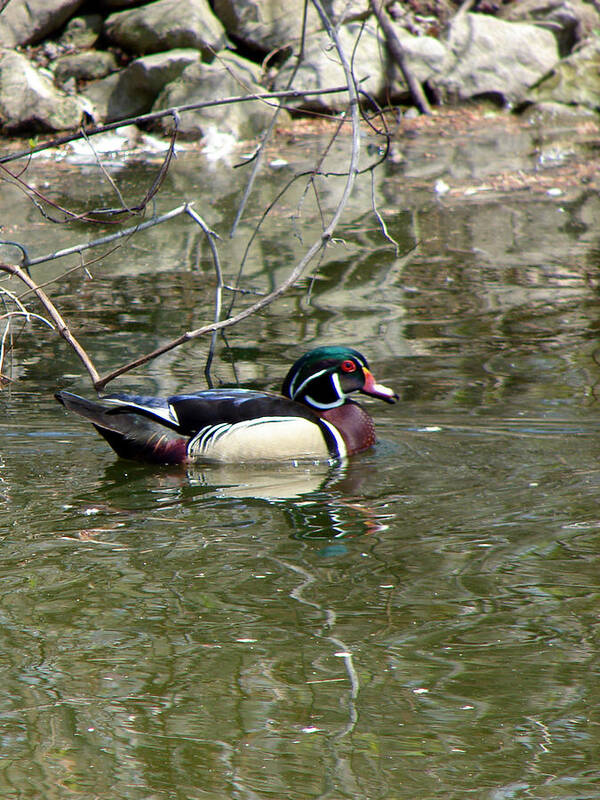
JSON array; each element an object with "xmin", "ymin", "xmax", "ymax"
[{"xmin": 361, "ymin": 368, "xmax": 399, "ymax": 404}]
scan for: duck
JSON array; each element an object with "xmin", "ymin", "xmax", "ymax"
[{"xmin": 55, "ymin": 346, "xmax": 398, "ymax": 465}]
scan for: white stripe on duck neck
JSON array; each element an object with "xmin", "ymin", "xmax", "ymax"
[
  {"xmin": 289, "ymin": 366, "xmax": 328, "ymax": 399},
  {"xmin": 292, "ymin": 370, "xmax": 346, "ymax": 409}
]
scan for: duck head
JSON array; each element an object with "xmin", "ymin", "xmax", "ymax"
[{"xmin": 282, "ymin": 346, "xmax": 398, "ymax": 410}]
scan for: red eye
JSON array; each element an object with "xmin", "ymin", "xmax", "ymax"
[{"xmin": 341, "ymin": 359, "xmax": 357, "ymax": 373}]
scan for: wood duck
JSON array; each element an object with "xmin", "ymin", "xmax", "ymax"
[{"xmin": 55, "ymin": 346, "xmax": 398, "ymax": 464}]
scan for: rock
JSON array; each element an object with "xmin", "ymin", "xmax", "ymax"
[
  {"xmin": 153, "ymin": 52, "xmax": 283, "ymax": 139},
  {"xmin": 99, "ymin": 0, "xmax": 147, "ymax": 7},
  {"xmin": 387, "ymin": 24, "xmax": 447, "ymax": 97},
  {"xmin": 53, "ymin": 51, "xmax": 119, "ymax": 85},
  {"xmin": 58, "ymin": 14, "xmax": 104, "ymax": 50},
  {"xmin": 212, "ymin": 0, "xmax": 375, "ymax": 57},
  {"xmin": 0, "ymin": 0, "xmax": 85, "ymax": 48},
  {"xmin": 326, "ymin": 0, "xmax": 372, "ymax": 24},
  {"xmin": 82, "ymin": 49, "xmax": 201, "ymax": 122},
  {"xmin": 386, "ymin": 0, "xmax": 456, "ymax": 36},
  {"xmin": 519, "ymin": 100, "xmax": 599, "ymax": 127},
  {"xmin": 0, "ymin": 50, "xmax": 83, "ymax": 132},
  {"xmin": 273, "ymin": 21, "xmax": 384, "ymax": 110},
  {"xmin": 212, "ymin": 0, "xmax": 322, "ymax": 54},
  {"xmin": 104, "ymin": 0, "xmax": 227, "ymax": 57},
  {"xmin": 499, "ymin": 0, "xmax": 600, "ymax": 56},
  {"xmin": 524, "ymin": 36, "xmax": 600, "ymax": 110},
  {"xmin": 431, "ymin": 12, "xmax": 559, "ymax": 105}
]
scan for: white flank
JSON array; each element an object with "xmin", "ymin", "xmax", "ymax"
[{"xmin": 187, "ymin": 417, "xmax": 332, "ymax": 462}]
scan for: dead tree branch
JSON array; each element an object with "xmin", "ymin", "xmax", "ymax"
[
  {"xmin": 370, "ymin": 0, "xmax": 432, "ymax": 114},
  {"xmin": 230, "ymin": 0, "xmax": 313, "ymax": 237},
  {"xmin": 0, "ymin": 119, "xmax": 178, "ymax": 223},
  {"xmin": 184, "ymin": 206, "xmax": 223, "ymax": 381},
  {"xmin": 0, "ymin": 86, "xmax": 353, "ymax": 166},
  {"xmin": 21, "ymin": 204, "xmax": 189, "ymax": 269},
  {"xmin": 0, "ymin": 0, "xmax": 369, "ymax": 393},
  {"xmin": 94, "ymin": 0, "xmax": 363, "ymax": 391},
  {"xmin": 0, "ymin": 262, "xmax": 101, "ymax": 385}
]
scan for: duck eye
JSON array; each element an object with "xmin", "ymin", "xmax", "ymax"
[{"xmin": 340, "ymin": 359, "xmax": 357, "ymax": 373}]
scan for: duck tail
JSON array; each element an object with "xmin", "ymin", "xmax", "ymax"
[{"xmin": 55, "ymin": 391, "xmax": 188, "ymax": 464}]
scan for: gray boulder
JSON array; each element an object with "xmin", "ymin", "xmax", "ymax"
[
  {"xmin": 273, "ymin": 21, "xmax": 384, "ymax": 110},
  {"xmin": 104, "ymin": 0, "xmax": 227, "ymax": 57},
  {"xmin": 525, "ymin": 36, "xmax": 600, "ymax": 110},
  {"xmin": 387, "ymin": 24, "xmax": 447, "ymax": 97},
  {"xmin": 153, "ymin": 52, "xmax": 282, "ymax": 138},
  {"xmin": 0, "ymin": 0, "xmax": 84, "ymax": 47},
  {"xmin": 212, "ymin": 0, "xmax": 374, "ymax": 56},
  {"xmin": 53, "ymin": 51, "xmax": 119, "ymax": 86},
  {"xmin": 99, "ymin": 1, "xmax": 146, "ymax": 7},
  {"xmin": 212, "ymin": 0, "xmax": 322, "ymax": 53},
  {"xmin": 500, "ymin": 0, "xmax": 600, "ymax": 56},
  {"xmin": 431, "ymin": 12, "xmax": 560, "ymax": 105},
  {"xmin": 58, "ymin": 14, "xmax": 104, "ymax": 50},
  {"xmin": 83, "ymin": 49, "xmax": 201, "ymax": 122},
  {"xmin": 0, "ymin": 50, "xmax": 83, "ymax": 131},
  {"xmin": 325, "ymin": 0, "xmax": 371, "ymax": 24}
]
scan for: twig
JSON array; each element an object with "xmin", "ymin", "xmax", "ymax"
[
  {"xmin": 91, "ymin": 1, "xmax": 362, "ymax": 391},
  {"xmin": 309, "ymin": 0, "xmax": 362, "ymax": 233},
  {"xmin": 22, "ymin": 203, "xmax": 188, "ymax": 268},
  {"xmin": 0, "ymin": 118, "xmax": 179, "ymax": 223},
  {"xmin": 456, "ymin": 0, "xmax": 477, "ymax": 16},
  {"xmin": 229, "ymin": 0, "xmax": 311, "ymax": 237},
  {"xmin": 92, "ymin": 234, "xmax": 329, "ymax": 389},
  {"xmin": 226, "ymin": 170, "xmax": 307, "ymax": 319},
  {"xmin": 369, "ymin": 168, "xmax": 399, "ymax": 255},
  {"xmin": 0, "ymin": 86, "xmax": 354, "ymax": 166},
  {"xmin": 370, "ymin": 0, "xmax": 432, "ymax": 114},
  {"xmin": 227, "ymin": 116, "xmax": 345, "ymax": 320},
  {"xmin": 78, "ymin": 126, "xmax": 130, "ymax": 212},
  {"xmin": 228, "ymin": 0, "xmax": 360, "ymax": 319},
  {"xmin": 0, "ymin": 284, "xmax": 56, "ymax": 377},
  {"xmin": 183, "ymin": 206, "xmax": 223, "ymax": 382},
  {"xmin": 18, "ymin": 245, "xmax": 118, "ymax": 299},
  {"xmin": 0, "ymin": 240, "xmax": 30, "ymax": 269},
  {"xmin": 0, "ymin": 262, "xmax": 100, "ymax": 385}
]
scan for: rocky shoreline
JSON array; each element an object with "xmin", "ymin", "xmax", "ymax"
[{"xmin": 0, "ymin": 0, "xmax": 599, "ymax": 140}]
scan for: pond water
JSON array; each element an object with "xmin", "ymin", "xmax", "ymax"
[{"xmin": 1, "ymin": 109, "xmax": 600, "ymax": 799}]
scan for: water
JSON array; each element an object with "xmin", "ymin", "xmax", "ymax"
[{"xmin": 1, "ymin": 110, "xmax": 600, "ymax": 799}]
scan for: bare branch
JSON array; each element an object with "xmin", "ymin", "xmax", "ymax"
[
  {"xmin": 0, "ymin": 118, "xmax": 179, "ymax": 223},
  {"xmin": 183, "ymin": 206, "xmax": 223, "ymax": 381},
  {"xmin": 93, "ymin": 233, "xmax": 331, "ymax": 390},
  {"xmin": 229, "ymin": 0, "xmax": 312, "ymax": 236},
  {"xmin": 0, "ymin": 0, "xmax": 372, "ymax": 394},
  {"xmin": 370, "ymin": 0, "xmax": 432, "ymax": 114},
  {"xmin": 309, "ymin": 0, "xmax": 362, "ymax": 232},
  {"xmin": 0, "ymin": 86, "xmax": 353, "ymax": 166},
  {"xmin": 457, "ymin": 0, "xmax": 477, "ymax": 15},
  {"xmin": 23, "ymin": 204, "xmax": 189, "ymax": 268},
  {"xmin": 93, "ymin": 0, "xmax": 363, "ymax": 391},
  {"xmin": 0, "ymin": 262, "xmax": 100, "ymax": 385},
  {"xmin": 369, "ymin": 168, "xmax": 399, "ymax": 255}
]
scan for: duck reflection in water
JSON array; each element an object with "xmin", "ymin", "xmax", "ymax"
[{"xmin": 185, "ymin": 458, "xmax": 392, "ymax": 540}]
